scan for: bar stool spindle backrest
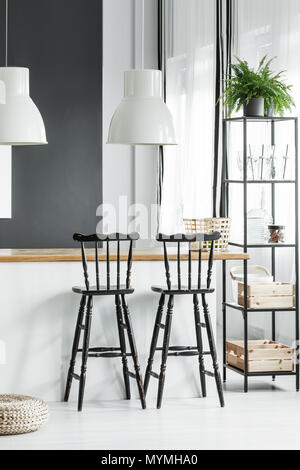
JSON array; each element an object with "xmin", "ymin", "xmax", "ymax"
[
  {"xmin": 156, "ymin": 232, "xmax": 221, "ymax": 290},
  {"xmin": 73, "ymin": 232, "xmax": 140, "ymax": 291}
]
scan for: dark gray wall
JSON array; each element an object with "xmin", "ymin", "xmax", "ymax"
[{"xmin": 0, "ymin": 0, "xmax": 102, "ymax": 248}]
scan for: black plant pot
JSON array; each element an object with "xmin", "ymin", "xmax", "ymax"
[{"xmin": 243, "ymin": 97, "xmax": 265, "ymax": 117}]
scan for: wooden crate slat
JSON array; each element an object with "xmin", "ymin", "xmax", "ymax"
[{"xmin": 238, "ymin": 294, "xmax": 294, "ymax": 309}]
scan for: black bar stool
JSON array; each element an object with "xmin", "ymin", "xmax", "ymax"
[
  {"xmin": 64, "ymin": 232, "xmax": 146, "ymax": 411},
  {"xmin": 144, "ymin": 232, "xmax": 225, "ymax": 409}
]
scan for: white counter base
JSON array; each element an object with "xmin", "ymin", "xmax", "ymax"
[{"xmin": 0, "ymin": 260, "xmax": 216, "ymax": 401}]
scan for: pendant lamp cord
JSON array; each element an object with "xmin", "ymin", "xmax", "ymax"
[
  {"xmin": 141, "ymin": 0, "xmax": 144, "ymax": 69},
  {"xmin": 5, "ymin": 0, "xmax": 8, "ymax": 66}
]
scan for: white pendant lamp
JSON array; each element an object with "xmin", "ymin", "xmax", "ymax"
[
  {"xmin": 107, "ymin": 0, "xmax": 177, "ymax": 146},
  {"xmin": 0, "ymin": 0, "xmax": 47, "ymax": 145}
]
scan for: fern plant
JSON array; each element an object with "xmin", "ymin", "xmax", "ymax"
[
  {"xmin": 259, "ymin": 57, "xmax": 295, "ymax": 115},
  {"xmin": 220, "ymin": 56, "xmax": 295, "ymax": 117}
]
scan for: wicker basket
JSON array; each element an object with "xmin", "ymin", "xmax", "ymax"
[
  {"xmin": 184, "ymin": 218, "xmax": 231, "ymax": 251},
  {"xmin": 0, "ymin": 395, "xmax": 49, "ymax": 435}
]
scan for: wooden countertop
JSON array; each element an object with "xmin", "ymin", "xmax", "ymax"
[{"xmin": 0, "ymin": 248, "xmax": 250, "ymax": 262}]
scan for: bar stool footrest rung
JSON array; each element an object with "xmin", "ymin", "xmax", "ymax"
[
  {"xmin": 156, "ymin": 346, "xmax": 198, "ymax": 351},
  {"xmin": 204, "ymin": 370, "xmax": 214, "ymax": 377},
  {"xmin": 77, "ymin": 347, "xmax": 121, "ymax": 353},
  {"xmin": 70, "ymin": 372, "xmax": 80, "ymax": 380},
  {"xmin": 88, "ymin": 352, "xmax": 127, "ymax": 358},
  {"xmin": 150, "ymin": 371, "xmax": 159, "ymax": 379},
  {"xmin": 127, "ymin": 371, "xmax": 137, "ymax": 379},
  {"xmin": 168, "ymin": 351, "xmax": 200, "ymax": 357}
]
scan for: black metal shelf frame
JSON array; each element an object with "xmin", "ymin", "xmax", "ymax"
[
  {"xmin": 224, "ymin": 302, "xmax": 296, "ymax": 313},
  {"xmin": 224, "ymin": 116, "xmax": 297, "ymax": 123},
  {"xmin": 229, "ymin": 242, "xmax": 296, "ymax": 249},
  {"xmin": 226, "ymin": 364, "xmax": 297, "ymax": 377},
  {"xmin": 222, "ymin": 116, "xmax": 299, "ymax": 392},
  {"xmin": 225, "ymin": 179, "xmax": 296, "ymax": 184}
]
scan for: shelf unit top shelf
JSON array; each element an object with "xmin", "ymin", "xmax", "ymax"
[
  {"xmin": 229, "ymin": 242, "xmax": 296, "ymax": 249},
  {"xmin": 224, "ymin": 116, "xmax": 298, "ymax": 123}
]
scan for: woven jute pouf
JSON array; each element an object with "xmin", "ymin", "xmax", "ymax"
[{"xmin": 0, "ymin": 395, "xmax": 49, "ymax": 436}]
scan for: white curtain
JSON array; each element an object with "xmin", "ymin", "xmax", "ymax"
[{"xmin": 159, "ymin": 0, "xmax": 216, "ymax": 234}]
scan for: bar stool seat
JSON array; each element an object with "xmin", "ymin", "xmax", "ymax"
[
  {"xmin": 72, "ymin": 285, "xmax": 134, "ymax": 295},
  {"xmin": 151, "ymin": 285, "xmax": 214, "ymax": 295}
]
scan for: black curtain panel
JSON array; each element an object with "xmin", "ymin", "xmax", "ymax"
[
  {"xmin": 213, "ymin": 0, "xmax": 234, "ymax": 217},
  {"xmin": 157, "ymin": 0, "xmax": 165, "ymax": 207}
]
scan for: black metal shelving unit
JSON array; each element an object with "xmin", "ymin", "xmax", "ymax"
[{"xmin": 222, "ymin": 115, "xmax": 299, "ymax": 392}]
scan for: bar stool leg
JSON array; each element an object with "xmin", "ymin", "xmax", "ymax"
[
  {"xmin": 157, "ymin": 295, "xmax": 174, "ymax": 409},
  {"xmin": 64, "ymin": 295, "xmax": 86, "ymax": 402},
  {"xmin": 121, "ymin": 295, "xmax": 146, "ymax": 409},
  {"xmin": 78, "ymin": 296, "xmax": 93, "ymax": 412},
  {"xmin": 144, "ymin": 294, "xmax": 165, "ymax": 396},
  {"xmin": 193, "ymin": 294, "xmax": 206, "ymax": 398},
  {"xmin": 202, "ymin": 294, "xmax": 225, "ymax": 407},
  {"xmin": 115, "ymin": 294, "xmax": 131, "ymax": 399}
]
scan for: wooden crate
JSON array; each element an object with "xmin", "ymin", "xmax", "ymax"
[
  {"xmin": 226, "ymin": 340, "xmax": 294, "ymax": 372},
  {"xmin": 237, "ymin": 282, "xmax": 295, "ymax": 309},
  {"xmin": 238, "ymin": 282, "xmax": 294, "ymax": 297}
]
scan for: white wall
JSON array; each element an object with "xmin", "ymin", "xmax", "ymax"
[
  {"xmin": 103, "ymin": 0, "xmax": 158, "ymax": 247},
  {"xmin": 103, "ymin": 0, "xmax": 135, "ymax": 210}
]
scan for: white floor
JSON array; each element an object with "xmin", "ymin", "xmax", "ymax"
[{"xmin": 1, "ymin": 371, "xmax": 300, "ymax": 450}]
